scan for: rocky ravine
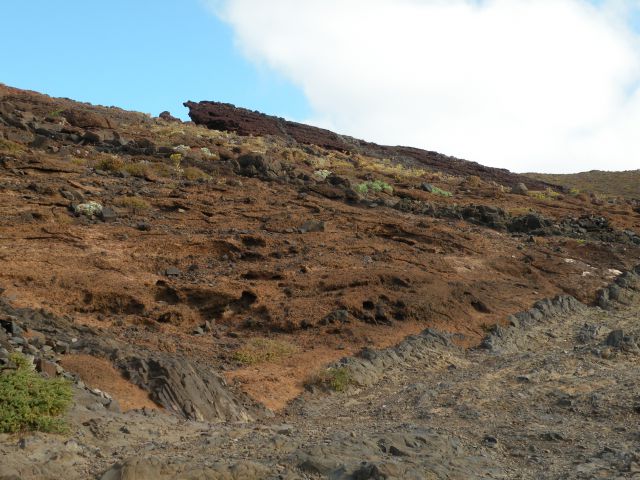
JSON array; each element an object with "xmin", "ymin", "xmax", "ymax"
[{"xmin": 2, "ymin": 268, "xmax": 640, "ymax": 479}]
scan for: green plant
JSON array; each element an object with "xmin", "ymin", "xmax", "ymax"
[
  {"xmin": 170, "ymin": 153, "xmax": 183, "ymax": 166},
  {"xmin": 232, "ymin": 338, "xmax": 298, "ymax": 365},
  {"xmin": 313, "ymin": 169, "xmax": 332, "ymax": 180},
  {"xmin": 355, "ymin": 180, "xmax": 394, "ymax": 196},
  {"xmin": 306, "ymin": 366, "xmax": 352, "ymax": 392},
  {"xmin": 116, "ymin": 196, "xmax": 150, "ymax": 213},
  {"xmin": 0, "ymin": 353, "xmax": 73, "ymax": 433},
  {"xmin": 0, "ymin": 138, "xmax": 26, "ymax": 155},
  {"xmin": 430, "ymin": 186, "xmax": 453, "ymax": 197},
  {"xmin": 527, "ymin": 188, "xmax": 560, "ymax": 201}
]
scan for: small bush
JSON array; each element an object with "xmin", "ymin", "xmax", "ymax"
[
  {"xmin": 116, "ymin": 196, "xmax": 150, "ymax": 213},
  {"xmin": 306, "ymin": 366, "xmax": 352, "ymax": 392},
  {"xmin": 0, "ymin": 138, "xmax": 26, "ymax": 155},
  {"xmin": 232, "ymin": 338, "xmax": 298, "ymax": 365},
  {"xmin": 527, "ymin": 188, "xmax": 560, "ymax": 201},
  {"xmin": 313, "ymin": 169, "xmax": 332, "ymax": 180},
  {"xmin": 430, "ymin": 186, "xmax": 453, "ymax": 197},
  {"xmin": 182, "ymin": 166, "xmax": 211, "ymax": 181},
  {"xmin": 355, "ymin": 180, "xmax": 394, "ymax": 195},
  {"xmin": 150, "ymin": 162, "xmax": 175, "ymax": 178},
  {"xmin": 0, "ymin": 354, "xmax": 73, "ymax": 433},
  {"xmin": 122, "ymin": 162, "xmax": 149, "ymax": 178},
  {"xmin": 95, "ymin": 155, "xmax": 125, "ymax": 172},
  {"xmin": 170, "ymin": 153, "xmax": 183, "ymax": 166}
]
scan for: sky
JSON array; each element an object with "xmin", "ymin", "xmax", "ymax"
[{"xmin": 2, "ymin": 1, "xmax": 640, "ymax": 173}]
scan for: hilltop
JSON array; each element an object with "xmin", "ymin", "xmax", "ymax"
[
  {"xmin": 1, "ymin": 84, "xmax": 640, "ymax": 479},
  {"xmin": 525, "ymin": 169, "xmax": 640, "ymax": 200}
]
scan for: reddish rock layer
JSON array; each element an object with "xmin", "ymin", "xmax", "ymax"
[{"xmin": 184, "ymin": 100, "xmax": 552, "ymax": 190}]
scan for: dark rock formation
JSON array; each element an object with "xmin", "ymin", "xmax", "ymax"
[
  {"xmin": 184, "ymin": 100, "xmax": 554, "ymax": 189},
  {"xmin": 117, "ymin": 354, "xmax": 252, "ymax": 422}
]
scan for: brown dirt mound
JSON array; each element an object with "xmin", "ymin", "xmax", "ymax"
[{"xmin": 60, "ymin": 354, "xmax": 160, "ymax": 411}]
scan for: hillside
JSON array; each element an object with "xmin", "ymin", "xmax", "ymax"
[
  {"xmin": 1, "ymin": 83, "xmax": 640, "ymax": 479},
  {"xmin": 525, "ymin": 169, "xmax": 640, "ymax": 200}
]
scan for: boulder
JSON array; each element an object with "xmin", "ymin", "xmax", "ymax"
[
  {"xmin": 62, "ymin": 109, "xmax": 113, "ymax": 129},
  {"xmin": 511, "ymin": 183, "xmax": 529, "ymax": 195}
]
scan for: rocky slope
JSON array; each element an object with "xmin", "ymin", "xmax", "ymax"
[
  {"xmin": 1, "ymin": 83, "xmax": 640, "ymax": 478},
  {"xmin": 525, "ymin": 170, "xmax": 640, "ymax": 201},
  {"xmin": 184, "ymin": 100, "xmax": 554, "ymax": 190}
]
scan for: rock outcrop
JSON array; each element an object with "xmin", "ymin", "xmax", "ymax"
[{"xmin": 184, "ymin": 100, "xmax": 554, "ymax": 190}]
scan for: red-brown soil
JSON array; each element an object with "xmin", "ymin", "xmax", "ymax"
[
  {"xmin": 2, "ymin": 83, "xmax": 640, "ymax": 411},
  {"xmin": 60, "ymin": 354, "xmax": 160, "ymax": 411}
]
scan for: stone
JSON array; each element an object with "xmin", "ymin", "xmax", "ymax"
[
  {"xmin": 511, "ymin": 183, "xmax": 529, "ymax": 195},
  {"xmin": 74, "ymin": 201, "xmax": 103, "ymax": 218},
  {"xmin": 85, "ymin": 129, "xmax": 120, "ymax": 145},
  {"xmin": 299, "ymin": 220, "xmax": 325, "ymax": 233},
  {"xmin": 420, "ymin": 182, "xmax": 435, "ymax": 192},
  {"xmin": 63, "ymin": 109, "xmax": 112, "ymax": 129},
  {"xmin": 606, "ymin": 330, "xmax": 625, "ymax": 348},
  {"xmin": 100, "ymin": 206, "xmax": 117, "ymax": 222},
  {"xmin": 35, "ymin": 358, "xmax": 58, "ymax": 377},
  {"xmin": 158, "ymin": 111, "xmax": 180, "ymax": 123},
  {"xmin": 164, "ymin": 267, "xmax": 181, "ymax": 277},
  {"xmin": 117, "ymin": 354, "xmax": 253, "ymax": 422}
]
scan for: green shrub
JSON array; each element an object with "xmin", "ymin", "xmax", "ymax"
[
  {"xmin": 355, "ymin": 180, "xmax": 394, "ymax": 195},
  {"xmin": 0, "ymin": 354, "xmax": 73, "ymax": 433},
  {"xmin": 430, "ymin": 186, "xmax": 453, "ymax": 197},
  {"xmin": 306, "ymin": 366, "xmax": 352, "ymax": 392}
]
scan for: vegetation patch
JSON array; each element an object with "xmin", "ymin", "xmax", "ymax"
[
  {"xmin": 306, "ymin": 366, "xmax": 353, "ymax": 393},
  {"xmin": 525, "ymin": 170, "xmax": 640, "ymax": 200},
  {"xmin": 232, "ymin": 338, "xmax": 298, "ymax": 365},
  {"xmin": 95, "ymin": 154, "xmax": 125, "ymax": 172},
  {"xmin": 182, "ymin": 166, "xmax": 211, "ymax": 181},
  {"xmin": 0, "ymin": 354, "xmax": 73, "ymax": 434},
  {"xmin": 122, "ymin": 162, "xmax": 149, "ymax": 178},
  {"xmin": 115, "ymin": 196, "xmax": 150, "ymax": 213},
  {"xmin": 430, "ymin": 186, "xmax": 453, "ymax": 197},
  {"xmin": 527, "ymin": 188, "xmax": 561, "ymax": 201},
  {"xmin": 0, "ymin": 138, "xmax": 27, "ymax": 155},
  {"xmin": 355, "ymin": 180, "xmax": 394, "ymax": 195}
]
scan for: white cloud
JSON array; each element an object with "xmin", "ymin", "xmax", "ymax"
[{"xmin": 208, "ymin": 0, "xmax": 640, "ymax": 173}]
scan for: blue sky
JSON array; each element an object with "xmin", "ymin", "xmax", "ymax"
[
  {"xmin": 2, "ymin": 0, "xmax": 640, "ymax": 172},
  {"xmin": 0, "ymin": 0, "xmax": 310, "ymax": 121}
]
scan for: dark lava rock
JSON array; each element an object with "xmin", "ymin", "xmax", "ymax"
[
  {"xmin": 184, "ymin": 100, "xmax": 554, "ymax": 189},
  {"xmin": 605, "ymin": 329, "xmax": 625, "ymax": 347},
  {"xmin": 508, "ymin": 213, "xmax": 551, "ymax": 234},
  {"xmin": 511, "ymin": 183, "xmax": 529, "ymax": 195},
  {"xmin": 99, "ymin": 206, "xmax": 117, "ymax": 222},
  {"xmin": 117, "ymin": 354, "xmax": 252, "ymax": 422},
  {"xmin": 158, "ymin": 111, "xmax": 181, "ymax": 123},
  {"xmin": 236, "ymin": 153, "xmax": 283, "ymax": 179}
]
